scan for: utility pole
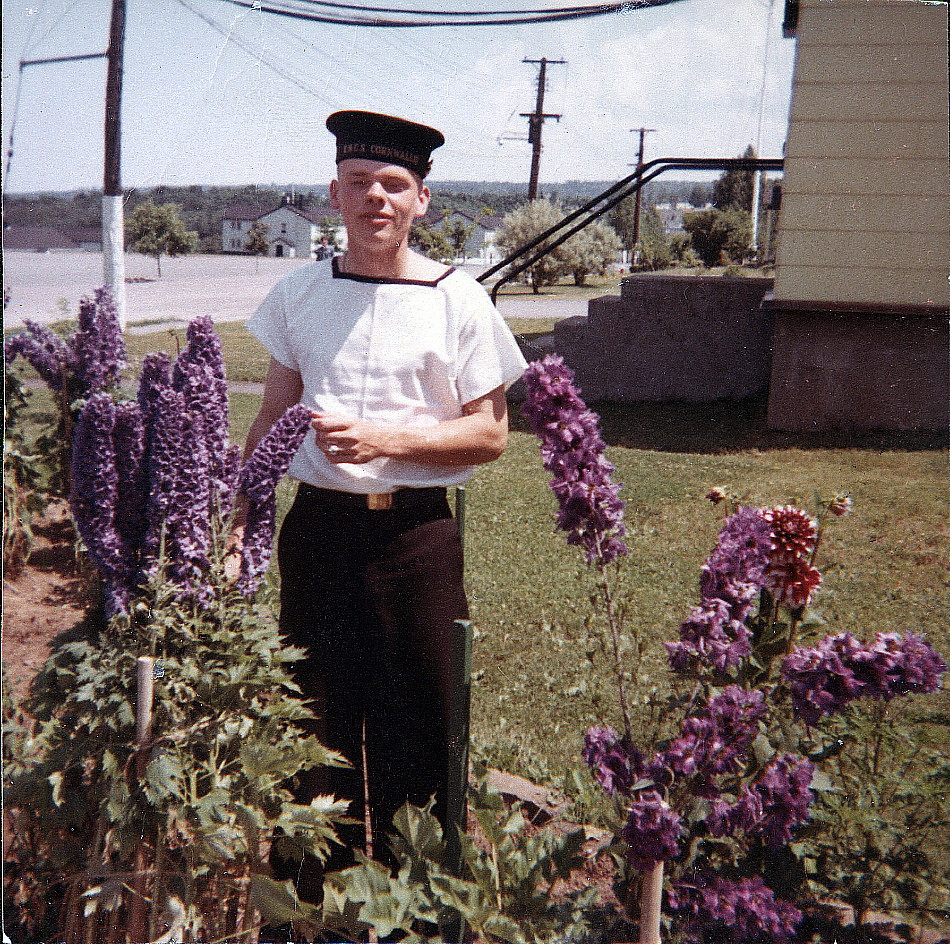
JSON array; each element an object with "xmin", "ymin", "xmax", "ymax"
[
  {"xmin": 521, "ymin": 57, "xmax": 565, "ymax": 200},
  {"xmin": 629, "ymin": 126, "xmax": 655, "ymax": 255},
  {"xmin": 103, "ymin": 0, "xmax": 127, "ymax": 327}
]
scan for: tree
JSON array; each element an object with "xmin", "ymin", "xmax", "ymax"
[
  {"xmin": 562, "ymin": 221, "xmax": 621, "ymax": 285},
  {"xmin": 444, "ymin": 217, "xmax": 474, "ymax": 262},
  {"xmin": 607, "ymin": 196, "xmax": 638, "ymax": 254},
  {"xmin": 713, "ymin": 144, "xmax": 757, "ymax": 213},
  {"xmin": 635, "ymin": 207, "xmax": 672, "ymax": 271},
  {"xmin": 126, "ymin": 200, "xmax": 197, "ymax": 277},
  {"xmin": 681, "ymin": 207, "xmax": 752, "ymax": 267},
  {"xmin": 495, "ymin": 199, "xmax": 569, "ymax": 293},
  {"xmin": 409, "ymin": 221, "xmax": 454, "ymax": 263},
  {"xmin": 243, "ymin": 220, "xmax": 270, "ymax": 256}
]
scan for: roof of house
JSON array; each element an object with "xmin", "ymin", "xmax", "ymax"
[
  {"xmin": 223, "ymin": 204, "xmax": 268, "ymax": 222},
  {"xmin": 3, "ymin": 224, "xmax": 100, "ymax": 251}
]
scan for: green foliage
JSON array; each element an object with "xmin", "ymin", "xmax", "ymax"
[
  {"xmin": 323, "ymin": 767, "xmax": 598, "ymax": 943},
  {"xmin": 803, "ymin": 701, "xmax": 950, "ymax": 931},
  {"xmin": 444, "ymin": 217, "xmax": 476, "ymax": 260},
  {"xmin": 681, "ymin": 207, "xmax": 752, "ymax": 266},
  {"xmin": 244, "ymin": 220, "xmax": 271, "ymax": 256},
  {"xmin": 3, "ymin": 366, "xmax": 47, "ymax": 575},
  {"xmin": 496, "ymin": 200, "xmax": 570, "ymax": 294},
  {"xmin": 562, "ymin": 222, "xmax": 621, "ymax": 286},
  {"xmin": 634, "ymin": 207, "xmax": 673, "ymax": 272},
  {"xmin": 410, "ymin": 220, "xmax": 455, "ymax": 263},
  {"xmin": 3, "ymin": 555, "xmax": 349, "ymax": 941},
  {"xmin": 126, "ymin": 199, "xmax": 198, "ymax": 276},
  {"xmin": 713, "ymin": 145, "xmax": 757, "ymax": 213}
]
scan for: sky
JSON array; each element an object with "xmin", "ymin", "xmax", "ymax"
[{"xmin": 1, "ymin": 0, "xmax": 798, "ymax": 193}]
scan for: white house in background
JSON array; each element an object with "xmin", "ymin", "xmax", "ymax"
[
  {"xmin": 421, "ymin": 209, "xmax": 502, "ymax": 264},
  {"xmin": 221, "ymin": 197, "xmax": 343, "ymax": 258}
]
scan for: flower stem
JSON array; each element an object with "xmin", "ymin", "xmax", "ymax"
[{"xmin": 598, "ymin": 567, "xmax": 633, "ymax": 742}]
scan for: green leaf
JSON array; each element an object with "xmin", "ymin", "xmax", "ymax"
[{"xmin": 249, "ymin": 874, "xmax": 320, "ymax": 924}]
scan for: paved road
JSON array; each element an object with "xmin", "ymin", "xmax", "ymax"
[{"xmin": 3, "ymin": 250, "xmax": 591, "ymax": 330}]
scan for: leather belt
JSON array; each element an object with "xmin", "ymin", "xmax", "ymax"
[{"xmin": 297, "ymin": 482, "xmax": 447, "ymax": 511}]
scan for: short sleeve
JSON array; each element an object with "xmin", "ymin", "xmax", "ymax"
[
  {"xmin": 246, "ymin": 280, "xmax": 299, "ymax": 371},
  {"xmin": 451, "ymin": 276, "xmax": 528, "ymax": 406}
]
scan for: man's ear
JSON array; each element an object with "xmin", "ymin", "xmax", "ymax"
[
  {"xmin": 414, "ymin": 184, "xmax": 431, "ymax": 219},
  {"xmin": 329, "ymin": 178, "xmax": 341, "ymax": 210}
]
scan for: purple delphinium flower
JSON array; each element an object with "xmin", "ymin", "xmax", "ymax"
[
  {"xmin": 4, "ymin": 319, "xmax": 75, "ymax": 390},
  {"xmin": 239, "ymin": 403, "xmax": 312, "ymax": 504},
  {"xmin": 699, "ymin": 507, "xmax": 772, "ymax": 620},
  {"xmin": 621, "ymin": 792, "xmax": 682, "ymax": 871},
  {"xmin": 112, "ymin": 401, "xmax": 148, "ymax": 559},
  {"xmin": 669, "ymin": 874, "xmax": 802, "ymax": 943},
  {"xmin": 141, "ymin": 386, "xmax": 191, "ymax": 569},
  {"xmin": 521, "ymin": 355, "xmax": 627, "ymax": 568},
  {"xmin": 172, "ymin": 316, "xmax": 230, "ymax": 495},
  {"xmin": 667, "ymin": 508, "xmax": 772, "ymax": 676},
  {"xmin": 782, "ymin": 631, "xmax": 947, "ymax": 725},
  {"xmin": 708, "ymin": 753, "xmax": 814, "ymax": 849},
  {"xmin": 582, "ymin": 725, "xmax": 642, "ymax": 796},
  {"xmin": 73, "ymin": 288, "xmax": 125, "ymax": 394},
  {"xmin": 657, "ymin": 687, "xmax": 766, "ymax": 789},
  {"xmin": 235, "ymin": 404, "xmax": 312, "ymax": 594},
  {"xmin": 137, "ymin": 351, "xmax": 173, "ymax": 423},
  {"xmin": 666, "ymin": 602, "xmax": 752, "ymax": 675},
  {"xmin": 70, "ymin": 393, "xmax": 134, "ymax": 616},
  {"xmin": 236, "ymin": 495, "xmax": 276, "ymax": 596}
]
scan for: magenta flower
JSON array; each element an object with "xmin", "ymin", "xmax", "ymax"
[
  {"xmin": 236, "ymin": 495, "xmax": 276, "ymax": 596},
  {"xmin": 112, "ymin": 401, "xmax": 148, "ymax": 556},
  {"xmin": 522, "ymin": 355, "xmax": 627, "ymax": 567}
]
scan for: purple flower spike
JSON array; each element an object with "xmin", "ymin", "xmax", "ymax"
[
  {"xmin": 70, "ymin": 393, "xmax": 135, "ymax": 616},
  {"xmin": 137, "ymin": 352, "xmax": 172, "ymax": 422},
  {"xmin": 670, "ymin": 875, "xmax": 802, "ymax": 943},
  {"xmin": 239, "ymin": 404, "xmax": 312, "ymax": 504},
  {"xmin": 173, "ymin": 316, "xmax": 230, "ymax": 485},
  {"xmin": 582, "ymin": 725, "xmax": 641, "ymax": 796},
  {"xmin": 522, "ymin": 355, "xmax": 628, "ymax": 568},
  {"xmin": 237, "ymin": 494, "xmax": 277, "ymax": 596},
  {"xmin": 622, "ymin": 792, "xmax": 682, "ymax": 871},
  {"xmin": 4, "ymin": 319, "xmax": 75, "ymax": 390},
  {"xmin": 112, "ymin": 401, "xmax": 148, "ymax": 555},
  {"xmin": 74, "ymin": 287, "xmax": 125, "ymax": 393},
  {"xmin": 782, "ymin": 630, "xmax": 947, "ymax": 724}
]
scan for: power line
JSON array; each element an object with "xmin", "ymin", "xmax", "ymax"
[{"xmin": 213, "ymin": 0, "xmax": 686, "ymax": 28}]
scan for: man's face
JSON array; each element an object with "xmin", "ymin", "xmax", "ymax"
[{"xmin": 330, "ymin": 159, "xmax": 430, "ymax": 253}]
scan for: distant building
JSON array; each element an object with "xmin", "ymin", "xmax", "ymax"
[
  {"xmin": 221, "ymin": 195, "xmax": 342, "ymax": 258},
  {"xmin": 653, "ymin": 202, "xmax": 705, "ymax": 235},
  {"xmin": 3, "ymin": 224, "xmax": 102, "ymax": 252},
  {"xmin": 422, "ymin": 208, "xmax": 502, "ymax": 263}
]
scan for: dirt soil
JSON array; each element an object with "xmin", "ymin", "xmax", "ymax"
[
  {"xmin": 3, "ymin": 507, "xmax": 947, "ymax": 944},
  {"xmin": 2, "ymin": 502, "xmax": 88, "ymax": 706}
]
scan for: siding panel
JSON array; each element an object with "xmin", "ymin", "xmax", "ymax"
[{"xmin": 785, "ymin": 121, "xmax": 948, "ymax": 160}]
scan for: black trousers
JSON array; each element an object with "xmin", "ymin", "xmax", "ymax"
[{"xmin": 276, "ymin": 483, "xmax": 469, "ymax": 878}]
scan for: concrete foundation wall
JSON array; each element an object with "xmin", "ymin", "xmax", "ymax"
[
  {"xmin": 767, "ymin": 310, "xmax": 949, "ymax": 432},
  {"xmin": 551, "ymin": 274, "xmax": 774, "ymax": 402}
]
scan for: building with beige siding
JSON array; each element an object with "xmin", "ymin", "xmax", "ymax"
[{"xmin": 766, "ymin": 0, "xmax": 949, "ymax": 431}]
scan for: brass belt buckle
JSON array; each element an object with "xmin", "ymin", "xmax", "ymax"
[{"xmin": 366, "ymin": 492, "xmax": 393, "ymax": 510}]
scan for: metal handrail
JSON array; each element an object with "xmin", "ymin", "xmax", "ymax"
[{"xmin": 476, "ymin": 156, "xmax": 784, "ymax": 303}]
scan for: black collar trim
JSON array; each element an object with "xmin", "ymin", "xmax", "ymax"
[{"xmin": 331, "ymin": 255, "xmax": 454, "ymax": 286}]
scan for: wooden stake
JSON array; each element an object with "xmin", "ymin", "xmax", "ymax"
[{"xmin": 638, "ymin": 862, "xmax": 664, "ymax": 944}]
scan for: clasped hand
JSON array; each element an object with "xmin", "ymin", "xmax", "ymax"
[{"xmin": 311, "ymin": 412, "xmax": 397, "ymax": 464}]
